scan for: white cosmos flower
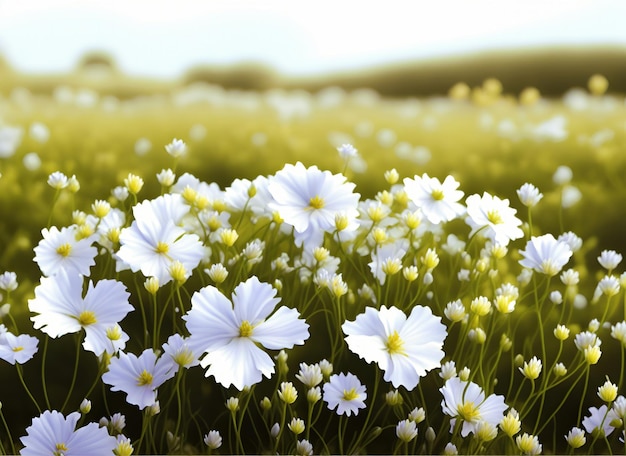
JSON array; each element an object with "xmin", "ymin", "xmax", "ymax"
[
  {"xmin": 184, "ymin": 276, "xmax": 310, "ymax": 390},
  {"xmin": 369, "ymin": 240, "xmax": 408, "ymax": 285},
  {"xmin": 0, "ymin": 331, "xmax": 38, "ymax": 364},
  {"xmin": 34, "ymin": 226, "xmax": 98, "ymax": 277},
  {"xmin": 20, "ymin": 410, "xmax": 117, "ymax": 456},
  {"xmin": 342, "ymin": 305, "xmax": 446, "ymax": 390},
  {"xmin": 403, "ymin": 174, "xmax": 465, "ymax": 224},
  {"xmin": 582, "ymin": 405, "xmax": 619, "ymax": 436},
  {"xmin": 102, "ymin": 349, "xmax": 176, "ymax": 409},
  {"xmin": 268, "ymin": 162, "xmax": 360, "ymax": 249},
  {"xmin": 519, "ymin": 234, "xmax": 573, "ymax": 276},
  {"xmin": 29, "ymin": 269, "xmax": 133, "ymax": 356},
  {"xmin": 440, "ymin": 377, "xmax": 507, "ymax": 437},
  {"xmin": 323, "ymin": 372, "xmax": 367, "ymax": 416},
  {"xmin": 117, "ymin": 194, "xmax": 204, "ymax": 285},
  {"xmin": 465, "ymin": 192, "xmax": 523, "ymax": 246}
]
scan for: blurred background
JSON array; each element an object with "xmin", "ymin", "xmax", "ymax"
[{"xmin": 0, "ymin": 0, "xmax": 625, "ymax": 96}]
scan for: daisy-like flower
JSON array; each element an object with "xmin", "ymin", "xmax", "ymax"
[
  {"xmin": 582, "ymin": 405, "xmax": 619, "ymax": 437},
  {"xmin": 0, "ymin": 330, "xmax": 38, "ymax": 364},
  {"xmin": 440, "ymin": 377, "xmax": 507, "ymax": 437},
  {"xmin": 102, "ymin": 349, "xmax": 176, "ymax": 409},
  {"xmin": 47, "ymin": 171, "xmax": 69, "ymax": 189},
  {"xmin": 519, "ymin": 234, "xmax": 573, "ymax": 276},
  {"xmin": 20, "ymin": 410, "xmax": 116, "ymax": 456},
  {"xmin": 368, "ymin": 240, "xmax": 408, "ymax": 285},
  {"xmin": 184, "ymin": 276, "xmax": 310, "ymax": 390},
  {"xmin": 323, "ymin": 372, "xmax": 367, "ymax": 416},
  {"xmin": 165, "ymin": 138, "xmax": 187, "ymax": 158},
  {"xmin": 0, "ymin": 271, "xmax": 17, "ymax": 291},
  {"xmin": 517, "ymin": 183, "xmax": 543, "ymax": 207},
  {"xmin": 161, "ymin": 333, "xmax": 200, "ymax": 371},
  {"xmin": 33, "ymin": 226, "xmax": 98, "ymax": 277},
  {"xmin": 267, "ymin": 162, "xmax": 360, "ymax": 249},
  {"xmin": 117, "ymin": 194, "xmax": 204, "ymax": 285},
  {"xmin": 29, "ymin": 269, "xmax": 133, "ymax": 356},
  {"xmin": 342, "ymin": 305, "xmax": 447, "ymax": 390},
  {"xmin": 598, "ymin": 250, "xmax": 622, "ymax": 271},
  {"xmin": 465, "ymin": 192, "xmax": 523, "ymax": 246},
  {"xmin": 403, "ymin": 174, "xmax": 465, "ymax": 224}
]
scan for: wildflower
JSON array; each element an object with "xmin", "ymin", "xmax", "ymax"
[
  {"xmin": 295, "ymin": 439, "xmax": 313, "ymax": 456},
  {"xmin": 29, "ymin": 270, "xmax": 133, "ymax": 356},
  {"xmin": 156, "ymin": 169, "xmax": 176, "ymax": 187},
  {"xmin": 117, "ymin": 194, "xmax": 204, "ymax": 285},
  {"xmin": 440, "ymin": 377, "xmax": 507, "ymax": 437},
  {"xmin": 343, "ymin": 305, "xmax": 446, "ymax": 390},
  {"xmin": 519, "ymin": 234, "xmax": 572, "ymax": 276},
  {"xmin": 337, "ymin": 143, "xmax": 358, "ymax": 159},
  {"xmin": 124, "ymin": 173, "xmax": 144, "ymax": 194},
  {"xmin": 500, "ymin": 409, "xmax": 521, "ymax": 437},
  {"xmin": 307, "ymin": 387, "xmax": 321, "ymax": 404},
  {"xmin": 565, "ymin": 427, "xmax": 586, "ymax": 449},
  {"xmin": 102, "ymin": 349, "xmax": 176, "ymax": 409},
  {"xmin": 558, "ymin": 232, "xmax": 583, "ymax": 252},
  {"xmin": 34, "ymin": 226, "xmax": 98, "ymax": 277},
  {"xmin": 114, "ymin": 435, "xmax": 133, "ymax": 456},
  {"xmin": 0, "ymin": 271, "xmax": 18, "ymax": 292},
  {"xmin": 184, "ymin": 277, "xmax": 309, "ymax": 390},
  {"xmin": 598, "ymin": 379, "xmax": 618, "ymax": 403},
  {"xmin": 79, "ymin": 399, "xmax": 91, "ymax": 414},
  {"xmin": 598, "ymin": 250, "xmax": 622, "ymax": 271},
  {"xmin": 204, "ymin": 430, "xmax": 222, "ymax": 449},
  {"xmin": 369, "ymin": 240, "xmax": 407, "ymax": 285},
  {"xmin": 440, "ymin": 361, "xmax": 457, "ymax": 380},
  {"xmin": 582, "ymin": 405, "xmax": 619, "ymax": 436},
  {"xmin": 444, "ymin": 300, "xmax": 466, "ymax": 322},
  {"xmin": 396, "ymin": 419, "xmax": 418, "ymax": 442},
  {"xmin": 611, "ymin": 321, "xmax": 626, "ymax": 344},
  {"xmin": 386, "ymin": 389, "xmax": 403, "ymax": 406},
  {"xmin": 562, "ymin": 185, "xmax": 582, "ymax": 208},
  {"xmin": 20, "ymin": 410, "xmax": 116, "ymax": 456},
  {"xmin": 162, "ymin": 334, "xmax": 200, "ymax": 371},
  {"xmin": 165, "ymin": 138, "xmax": 187, "ymax": 158},
  {"xmin": 0, "ymin": 330, "xmax": 38, "ymax": 365},
  {"xmin": 519, "ymin": 356, "xmax": 542, "ymax": 380},
  {"xmin": 443, "ymin": 443, "xmax": 458, "ymax": 455},
  {"xmin": 560, "ymin": 269, "xmax": 579, "ymax": 286},
  {"xmin": 597, "ymin": 275, "xmax": 620, "ymax": 297},
  {"xmin": 465, "ymin": 193, "xmax": 523, "ymax": 246},
  {"xmin": 288, "ymin": 418, "xmax": 305, "ymax": 435},
  {"xmin": 409, "ymin": 407, "xmax": 426, "ymax": 423},
  {"xmin": 553, "ymin": 166, "xmax": 573, "ymax": 185},
  {"xmin": 549, "ymin": 291, "xmax": 563, "ymax": 304},
  {"xmin": 516, "ymin": 433, "xmax": 542, "ymax": 455},
  {"xmin": 584, "ymin": 346, "xmax": 602, "ymax": 364},
  {"xmin": 278, "ymin": 382, "xmax": 298, "ymax": 404},
  {"xmin": 268, "ymin": 162, "xmax": 360, "ymax": 249},
  {"xmin": 517, "ymin": 183, "xmax": 543, "ymax": 207},
  {"xmin": 323, "ymin": 372, "xmax": 367, "ymax": 416},
  {"xmin": 319, "ymin": 359, "xmax": 333, "ymax": 378},
  {"xmin": 296, "ymin": 363, "xmax": 323, "ymax": 388},
  {"xmin": 226, "ymin": 397, "xmax": 239, "ymax": 413},
  {"xmin": 470, "ymin": 296, "xmax": 491, "ymax": 316},
  {"xmin": 554, "ymin": 325, "xmax": 570, "ymax": 341},
  {"xmin": 475, "ymin": 421, "xmax": 498, "ymax": 442},
  {"xmin": 205, "ymin": 264, "xmax": 228, "ymax": 284},
  {"xmin": 47, "ymin": 171, "xmax": 69, "ymax": 189},
  {"xmin": 403, "ymin": 173, "xmax": 465, "ymax": 224}
]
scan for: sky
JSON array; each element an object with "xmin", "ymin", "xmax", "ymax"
[{"xmin": 0, "ymin": 0, "xmax": 624, "ymax": 78}]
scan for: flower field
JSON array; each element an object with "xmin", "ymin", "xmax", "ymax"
[{"xmin": 1, "ymin": 75, "xmax": 626, "ymax": 454}]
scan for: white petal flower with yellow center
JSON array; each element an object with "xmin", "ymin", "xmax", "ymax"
[
  {"xmin": 440, "ymin": 377, "xmax": 507, "ymax": 437},
  {"xmin": 519, "ymin": 234, "xmax": 573, "ymax": 276},
  {"xmin": 184, "ymin": 276, "xmax": 310, "ymax": 390},
  {"xmin": 268, "ymin": 162, "xmax": 360, "ymax": 249},
  {"xmin": 323, "ymin": 372, "xmax": 367, "ymax": 416},
  {"xmin": 102, "ymin": 349, "xmax": 176, "ymax": 410},
  {"xmin": 0, "ymin": 331, "xmax": 38, "ymax": 365},
  {"xmin": 342, "ymin": 305, "xmax": 446, "ymax": 390},
  {"xmin": 117, "ymin": 194, "xmax": 204, "ymax": 285},
  {"xmin": 33, "ymin": 226, "xmax": 98, "ymax": 277},
  {"xmin": 29, "ymin": 269, "xmax": 133, "ymax": 356},
  {"xmin": 20, "ymin": 410, "xmax": 116, "ymax": 456},
  {"xmin": 465, "ymin": 192, "xmax": 523, "ymax": 246},
  {"xmin": 403, "ymin": 174, "xmax": 465, "ymax": 225}
]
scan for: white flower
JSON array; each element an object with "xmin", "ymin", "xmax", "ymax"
[
  {"xmin": 47, "ymin": 171, "xmax": 69, "ymax": 189},
  {"xmin": 553, "ymin": 165, "xmax": 573, "ymax": 185},
  {"xmin": 396, "ymin": 419, "xmax": 418, "ymax": 442},
  {"xmin": 403, "ymin": 174, "xmax": 465, "ymax": 224},
  {"xmin": 162, "ymin": 334, "xmax": 200, "ymax": 371},
  {"xmin": 0, "ymin": 271, "xmax": 17, "ymax": 291},
  {"xmin": 117, "ymin": 194, "xmax": 204, "ymax": 285},
  {"xmin": 342, "ymin": 305, "xmax": 446, "ymax": 390},
  {"xmin": 465, "ymin": 193, "xmax": 523, "ymax": 246},
  {"xmin": 102, "ymin": 349, "xmax": 176, "ymax": 409},
  {"xmin": 323, "ymin": 372, "xmax": 367, "ymax": 416},
  {"xmin": 0, "ymin": 331, "xmax": 38, "ymax": 364},
  {"xmin": 184, "ymin": 276, "xmax": 310, "ymax": 390},
  {"xmin": 558, "ymin": 232, "xmax": 582, "ymax": 252},
  {"xmin": 268, "ymin": 162, "xmax": 360, "ymax": 249},
  {"xmin": 20, "ymin": 410, "xmax": 116, "ymax": 456},
  {"xmin": 368, "ymin": 240, "xmax": 408, "ymax": 285},
  {"xmin": 165, "ymin": 138, "xmax": 187, "ymax": 158},
  {"xmin": 561, "ymin": 185, "xmax": 582, "ymax": 208},
  {"xmin": 204, "ymin": 430, "xmax": 222, "ymax": 449},
  {"xmin": 517, "ymin": 183, "xmax": 543, "ymax": 207},
  {"xmin": 516, "ymin": 433, "xmax": 543, "ymax": 455},
  {"xmin": 29, "ymin": 269, "xmax": 133, "ymax": 356},
  {"xmin": 565, "ymin": 427, "xmax": 586, "ymax": 448},
  {"xmin": 296, "ymin": 362, "xmax": 323, "ymax": 388},
  {"xmin": 337, "ymin": 143, "xmax": 358, "ymax": 159},
  {"xmin": 598, "ymin": 250, "xmax": 622, "ymax": 271},
  {"xmin": 519, "ymin": 234, "xmax": 573, "ymax": 276},
  {"xmin": 582, "ymin": 405, "xmax": 619, "ymax": 436},
  {"xmin": 440, "ymin": 377, "xmax": 507, "ymax": 437},
  {"xmin": 34, "ymin": 226, "xmax": 98, "ymax": 277}
]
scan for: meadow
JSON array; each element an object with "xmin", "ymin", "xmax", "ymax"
[{"xmin": 0, "ymin": 74, "xmax": 625, "ymax": 454}]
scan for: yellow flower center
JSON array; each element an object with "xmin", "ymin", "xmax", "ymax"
[
  {"xmin": 136, "ymin": 369, "xmax": 153, "ymax": 386},
  {"xmin": 56, "ymin": 243, "xmax": 72, "ymax": 257},
  {"xmin": 239, "ymin": 320, "xmax": 253, "ymax": 338},
  {"xmin": 386, "ymin": 330, "xmax": 406, "ymax": 356},
  {"xmin": 174, "ymin": 349, "xmax": 195, "ymax": 367},
  {"xmin": 486, "ymin": 209, "xmax": 503, "ymax": 225},
  {"xmin": 457, "ymin": 401, "xmax": 481, "ymax": 422},
  {"xmin": 343, "ymin": 388, "xmax": 359, "ymax": 401},
  {"xmin": 54, "ymin": 443, "xmax": 68, "ymax": 456},
  {"xmin": 77, "ymin": 310, "xmax": 97, "ymax": 326},
  {"xmin": 12, "ymin": 346, "xmax": 23, "ymax": 352},
  {"xmin": 431, "ymin": 189, "xmax": 445, "ymax": 201},
  {"xmin": 309, "ymin": 195, "xmax": 325, "ymax": 210},
  {"xmin": 155, "ymin": 241, "xmax": 169, "ymax": 254}
]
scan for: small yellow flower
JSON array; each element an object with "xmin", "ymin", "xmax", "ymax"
[
  {"xmin": 584, "ymin": 346, "xmax": 602, "ymax": 364},
  {"xmin": 470, "ymin": 296, "xmax": 491, "ymax": 316},
  {"xmin": 598, "ymin": 378, "xmax": 618, "ymax": 403},
  {"xmin": 554, "ymin": 324, "xmax": 570, "ymax": 341},
  {"xmin": 500, "ymin": 409, "xmax": 521, "ymax": 437},
  {"xmin": 288, "ymin": 417, "xmax": 305, "ymax": 435},
  {"xmin": 520, "ymin": 356, "xmax": 542, "ymax": 380},
  {"xmin": 384, "ymin": 168, "xmax": 399, "ymax": 185},
  {"xmin": 421, "ymin": 248, "xmax": 439, "ymax": 270},
  {"xmin": 219, "ymin": 229, "xmax": 239, "ymax": 247},
  {"xmin": 144, "ymin": 277, "xmax": 160, "ymax": 295},
  {"xmin": 124, "ymin": 173, "xmax": 144, "ymax": 195},
  {"xmin": 278, "ymin": 382, "xmax": 298, "ymax": 404}
]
